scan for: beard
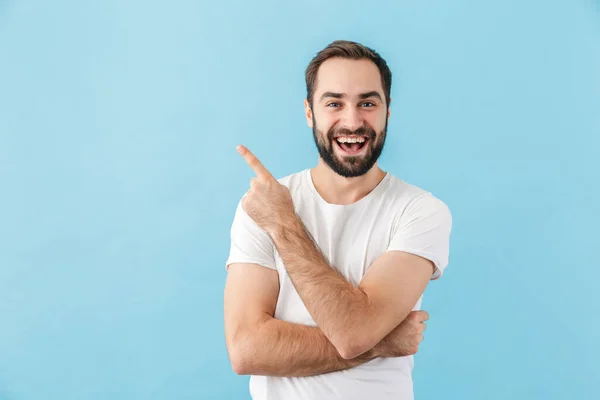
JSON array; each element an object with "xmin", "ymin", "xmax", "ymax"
[{"xmin": 312, "ymin": 114, "xmax": 388, "ymax": 178}]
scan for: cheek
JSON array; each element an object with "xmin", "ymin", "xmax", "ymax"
[
  {"xmin": 314, "ymin": 116, "xmax": 335, "ymax": 136},
  {"xmin": 365, "ymin": 112, "xmax": 386, "ymax": 130}
]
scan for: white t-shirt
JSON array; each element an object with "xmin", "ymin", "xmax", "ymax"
[{"xmin": 226, "ymin": 169, "xmax": 452, "ymax": 400}]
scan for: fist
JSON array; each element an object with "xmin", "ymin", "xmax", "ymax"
[
  {"xmin": 374, "ymin": 310, "xmax": 428, "ymax": 357},
  {"xmin": 242, "ymin": 176, "xmax": 294, "ymax": 233},
  {"xmin": 237, "ymin": 145, "xmax": 295, "ymax": 234}
]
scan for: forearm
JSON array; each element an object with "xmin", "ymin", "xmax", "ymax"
[
  {"xmin": 270, "ymin": 218, "xmax": 372, "ymax": 354},
  {"xmin": 236, "ymin": 317, "xmax": 377, "ymax": 377}
]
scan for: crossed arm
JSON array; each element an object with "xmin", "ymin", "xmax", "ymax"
[
  {"xmin": 269, "ymin": 218, "xmax": 434, "ymax": 360},
  {"xmin": 224, "ymin": 145, "xmax": 447, "ymax": 376},
  {"xmin": 224, "ymin": 205, "xmax": 435, "ymax": 376},
  {"xmin": 224, "ymin": 262, "xmax": 380, "ymax": 377},
  {"xmin": 224, "ymin": 241, "xmax": 433, "ymax": 376}
]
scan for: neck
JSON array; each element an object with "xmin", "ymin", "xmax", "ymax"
[{"xmin": 310, "ymin": 158, "xmax": 387, "ymax": 205}]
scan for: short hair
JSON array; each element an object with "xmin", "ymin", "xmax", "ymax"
[{"xmin": 305, "ymin": 40, "xmax": 392, "ymax": 107}]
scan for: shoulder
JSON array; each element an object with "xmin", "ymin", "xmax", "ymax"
[{"xmin": 385, "ymin": 174, "xmax": 452, "ymax": 223}]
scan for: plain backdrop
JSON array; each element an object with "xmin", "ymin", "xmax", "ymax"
[{"xmin": 1, "ymin": 0, "xmax": 599, "ymax": 399}]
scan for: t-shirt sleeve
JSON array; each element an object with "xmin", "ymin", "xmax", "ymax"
[
  {"xmin": 225, "ymin": 198, "xmax": 277, "ymax": 271},
  {"xmin": 387, "ymin": 194, "xmax": 453, "ymax": 280}
]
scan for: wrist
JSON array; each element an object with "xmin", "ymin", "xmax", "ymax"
[{"xmin": 269, "ymin": 211, "xmax": 302, "ymax": 241}]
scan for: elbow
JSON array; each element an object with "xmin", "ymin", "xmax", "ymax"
[
  {"xmin": 334, "ymin": 333, "xmax": 377, "ymax": 360},
  {"xmin": 227, "ymin": 336, "xmax": 253, "ymax": 375},
  {"xmin": 337, "ymin": 346, "xmax": 364, "ymax": 361},
  {"xmin": 229, "ymin": 351, "xmax": 250, "ymax": 375},
  {"xmin": 337, "ymin": 343, "xmax": 372, "ymax": 360},
  {"xmin": 231, "ymin": 359, "xmax": 250, "ymax": 376}
]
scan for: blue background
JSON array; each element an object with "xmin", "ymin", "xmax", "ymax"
[{"xmin": 1, "ymin": 0, "xmax": 599, "ymax": 399}]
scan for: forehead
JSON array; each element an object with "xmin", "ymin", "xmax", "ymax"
[{"xmin": 314, "ymin": 57, "xmax": 383, "ymax": 99}]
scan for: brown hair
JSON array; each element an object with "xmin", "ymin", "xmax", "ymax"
[{"xmin": 305, "ymin": 40, "xmax": 392, "ymax": 108}]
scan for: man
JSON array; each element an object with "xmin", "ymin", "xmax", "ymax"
[{"xmin": 224, "ymin": 40, "xmax": 452, "ymax": 400}]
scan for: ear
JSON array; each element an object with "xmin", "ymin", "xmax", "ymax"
[
  {"xmin": 304, "ymin": 99, "xmax": 313, "ymax": 128},
  {"xmin": 388, "ymin": 97, "xmax": 392, "ymax": 118}
]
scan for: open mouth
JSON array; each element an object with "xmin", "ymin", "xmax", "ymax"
[{"xmin": 333, "ymin": 136, "xmax": 370, "ymax": 156}]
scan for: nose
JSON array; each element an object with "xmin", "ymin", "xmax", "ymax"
[{"xmin": 339, "ymin": 107, "xmax": 363, "ymax": 132}]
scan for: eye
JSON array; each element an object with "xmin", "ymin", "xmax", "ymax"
[
  {"xmin": 326, "ymin": 102, "xmax": 341, "ymax": 108},
  {"xmin": 361, "ymin": 101, "xmax": 376, "ymax": 108}
]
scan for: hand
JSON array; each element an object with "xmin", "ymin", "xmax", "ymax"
[
  {"xmin": 373, "ymin": 310, "xmax": 428, "ymax": 358},
  {"xmin": 237, "ymin": 145, "xmax": 296, "ymax": 235}
]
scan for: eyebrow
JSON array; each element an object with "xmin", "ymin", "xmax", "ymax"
[{"xmin": 320, "ymin": 91, "xmax": 383, "ymax": 102}]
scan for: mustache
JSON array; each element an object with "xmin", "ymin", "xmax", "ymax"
[{"xmin": 327, "ymin": 125, "xmax": 377, "ymax": 141}]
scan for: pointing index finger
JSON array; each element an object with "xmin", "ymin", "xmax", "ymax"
[{"xmin": 237, "ymin": 145, "xmax": 275, "ymax": 182}]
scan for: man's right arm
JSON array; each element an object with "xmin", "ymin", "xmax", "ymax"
[{"xmin": 224, "ymin": 262, "xmax": 378, "ymax": 377}]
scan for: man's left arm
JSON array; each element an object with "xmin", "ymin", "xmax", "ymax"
[{"xmin": 270, "ymin": 194, "xmax": 452, "ymax": 360}]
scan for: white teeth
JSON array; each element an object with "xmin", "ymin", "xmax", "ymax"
[{"xmin": 336, "ymin": 136, "xmax": 366, "ymax": 143}]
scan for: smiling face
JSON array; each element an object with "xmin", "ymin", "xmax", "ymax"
[{"xmin": 305, "ymin": 57, "xmax": 390, "ymax": 178}]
